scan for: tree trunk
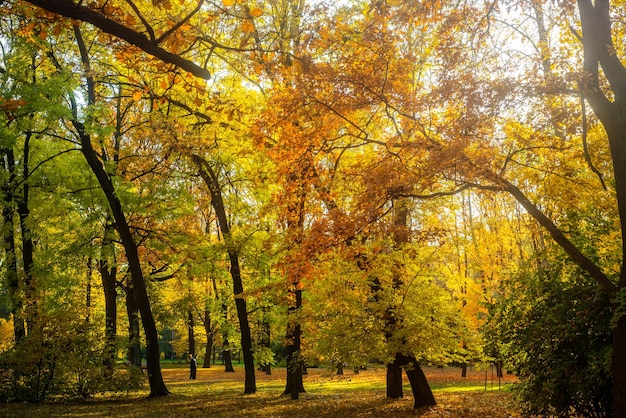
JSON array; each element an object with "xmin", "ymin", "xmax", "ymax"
[
  {"xmin": 259, "ymin": 317, "xmax": 271, "ymax": 374},
  {"xmin": 230, "ymin": 253, "xmax": 256, "ymax": 392},
  {"xmin": 398, "ymin": 354, "xmax": 436, "ymax": 408},
  {"xmin": 283, "ymin": 286, "xmax": 305, "ymax": 399},
  {"xmin": 15, "ymin": 133, "xmax": 36, "ymax": 331},
  {"xmin": 86, "ymin": 260, "xmax": 92, "ymax": 322},
  {"xmin": 203, "ymin": 308, "xmax": 213, "ymax": 368},
  {"xmin": 125, "ymin": 286, "xmax": 142, "ymax": 368},
  {"xmin": 380, "ymin": 200, "xmax": 436, "ymax": 408},
  {"xmin": 613, "ymin": 314, "xmax": 626, "ymax": 418},
  {"xmin": 223, "ymin": 336, "xmax": 234, "ymax": 372},
  {"xmin": 100, "ymin": 258, "xmax": 117, "ymax": 373},
  {"xmin": 495, "ymin": 359, "xmax": 503, "ymax": 378},
  {"xmin": 193, "ymin": 155, "xmax": 256, "ymax": 393},
  {"xmin": 70, "ymin": 25, "xmax": 167, "ymax": 397},
  {"xmin": 386, "ymin": 360, "xmax": 403, "ymax": 398},
  {"xmin": 188, "ymin": 310, "xmax": 195, "ymax": 357},
  {"xmin": 77, "ymin": 126, "xmax": 167, "ymax": 396}
]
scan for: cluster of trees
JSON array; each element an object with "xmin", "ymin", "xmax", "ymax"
[{"xmin": 0, "ymin": 0, "xmax": 624, "ymax": 416}]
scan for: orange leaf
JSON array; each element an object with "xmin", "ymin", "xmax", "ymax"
[
  {"xmin": 223, "ymin": 0, "xmax": 235, "ymax": 6},
  {"xmin": 242, "ymin": 19, "xmax": 255, "ymax": 33},
  {"xmin": 249, "ymin": 7, "xmax": 263, "ymax": 18},
  {"xmin": 132, "ymin": 91, "xmax": 142, "ymax": 101}
]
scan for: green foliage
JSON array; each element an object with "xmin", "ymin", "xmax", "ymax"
[
  {"xmin": 488, "ymin": 263, "xmax": 612, "ymax": 418},
  {"xmin": 0, "ymin": 313, "xmax": 144, "ymax": 402},
  {"xmin": 254, "ymin": 346, "xmax": 275, "ymax": 368}
]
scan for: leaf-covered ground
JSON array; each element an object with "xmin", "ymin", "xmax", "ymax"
[{"xmin": 0, "ymin": 365, "xmax": 520, "ymax": 417}]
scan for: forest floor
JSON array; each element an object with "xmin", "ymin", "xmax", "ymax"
[{"xmin": 0, "ymin": 365, "xmax": 520, "ymax": 417}]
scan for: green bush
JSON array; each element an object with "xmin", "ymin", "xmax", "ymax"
[
  {"xmin": 489, "ymin": 267, "xmax": 612, "ymax": 417},
  {"xmin": 0, "ymin": 314, "xmax": 144, "ymax": 402}
]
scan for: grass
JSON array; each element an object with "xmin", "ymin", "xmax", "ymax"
[{"xmin": 0, "ymin": 365, "xmax": 520, "ymax": 417}]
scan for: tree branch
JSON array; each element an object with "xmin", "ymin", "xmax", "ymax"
[
  {"xmin": 502, "ymin": 177, "xmax": 617, "ymax": 295},
  {"xmin": 155, "ymin": 0, "xmax": 204, "ymax": 44},
  {"xmin": 24, "ymin": 0, "xmax": 211, "ymax": 80}
]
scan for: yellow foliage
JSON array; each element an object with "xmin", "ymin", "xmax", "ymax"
[{"xmin": 0, "ymin": 318, "xmax": 13, "ymax": 352}]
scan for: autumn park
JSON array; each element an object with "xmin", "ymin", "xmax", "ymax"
[{"xmin": 0, "ymin": 0, "xmax": 625, "ymax": 416}]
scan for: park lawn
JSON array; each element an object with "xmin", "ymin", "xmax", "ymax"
[{"xmin": 0, "ymin": 366, "xmax": 520, "ymax": 417}]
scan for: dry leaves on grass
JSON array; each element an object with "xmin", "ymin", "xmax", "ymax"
[{"xmin": 0, "ymin": 366, "xmax": 520, "ymax": 417}]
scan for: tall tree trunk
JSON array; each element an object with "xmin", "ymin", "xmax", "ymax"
[
  {"xmin": 229, "ymin": 253, "xmax": 256, "ymax": 391},
  {"xmin": 15, "ymin": 132, "xmax": 36, "ymax": 331},
  {"xmin": 283, "ymin": 286, "xmax": 305, "ymax": 399},
  {"xmin": 613, "ymin": 314, "xmax": 626, "ymax": 417},
  {"xmin": 99, "ymin": 221, "xmax": 118, "ymax": 374},
  {"xmin": 100, "ymin": 264, "xmax": 117, "ymax": 373},
  {"xmin": 578, "ymin": 5, "xmax": 626, "ymax": 415},
  {"xmin": 188, "ymin": 310, "xmax": 195, "ymax": 357},
  {"xmin": 86, "ymin": 259, "xmax": 92, "ymax": 322},
  {"xmin": 193, "ymin": 155, "xmax": 256, "ymax": 393},
  {"xmin": 78, "ymin": 132, "xmax": 167, "ymax": 396},
  {"xmin": 125, "ymin": 285, "xmax": 142, "ymax": 368},
  {"xmin": 203, "ymin": 307, "xmax": 213, "ymax": 368},
  {"xmin": 70, "ymin": 26, "xmax": 167, "ymax": 396}
]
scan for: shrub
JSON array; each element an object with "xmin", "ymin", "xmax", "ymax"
[
  {"xmin": 489, "ymin": 267, "xmax": 612, "ymax": 417},
  {"xmin": 0, "ymin": 313, "xmax": 144, "ymax": 402}
]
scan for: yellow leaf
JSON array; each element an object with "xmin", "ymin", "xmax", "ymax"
[
  {"xmin": 249, "ymin": 7, "xmax": 263, "ymax": 18},
  {"xmin": 223, "ymin": 0, "xmax": 235, "ymax": 6}
]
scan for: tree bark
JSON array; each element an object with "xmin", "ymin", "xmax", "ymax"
[
  {"xmin": 398, "ymin": 354, "xmax": 436, "ymax": 408},
  {"xmin": 222, "ymin": 335, "xmax": 235, "ymax": 372},
  {"xmin": 383, "ymin": 200, "xmax": 436, "ymax": 408},
  {"xmin": 283, "ymin": 286, "xmax": 305, "ymax": 399},
  {"xmin": 386, "ymin": 360, "xmax": 403, "ymax": 398},
  {"xmin": 613, "ymin": 314, "xmax": 626, "ymax": 417},
  {"xmin": 99, "ymin": 220, "xmax": 117, "ymax": 374},
  {"xmin": 571, "ymin": 3, "xmax": 626, "ymax": 416},
  {"xmin": 188, "ymin": 310, "xmax": 195, "ymax": 357},
  {"xmin": 100, "ymin": 258, "xmax": 117, "ymax": 373},
  {"xmin": 125, "ymin": 285, "xmax": 142, "ymax": 368}
]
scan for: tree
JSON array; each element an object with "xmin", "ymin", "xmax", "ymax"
[
  {"xmin": 469, "ymin": 2, "xmax": 626, "ymax": 415},
  {"xmin": 577, "ymin": 3, "xmax": 626, "ymax": 413},
  {"xmin": 68, "ymin": 25, "xmax": 169, "ymax": 397},
  {"xmin": 193, "ymin": 154, "xmax": 256, "ymax": 394}
]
